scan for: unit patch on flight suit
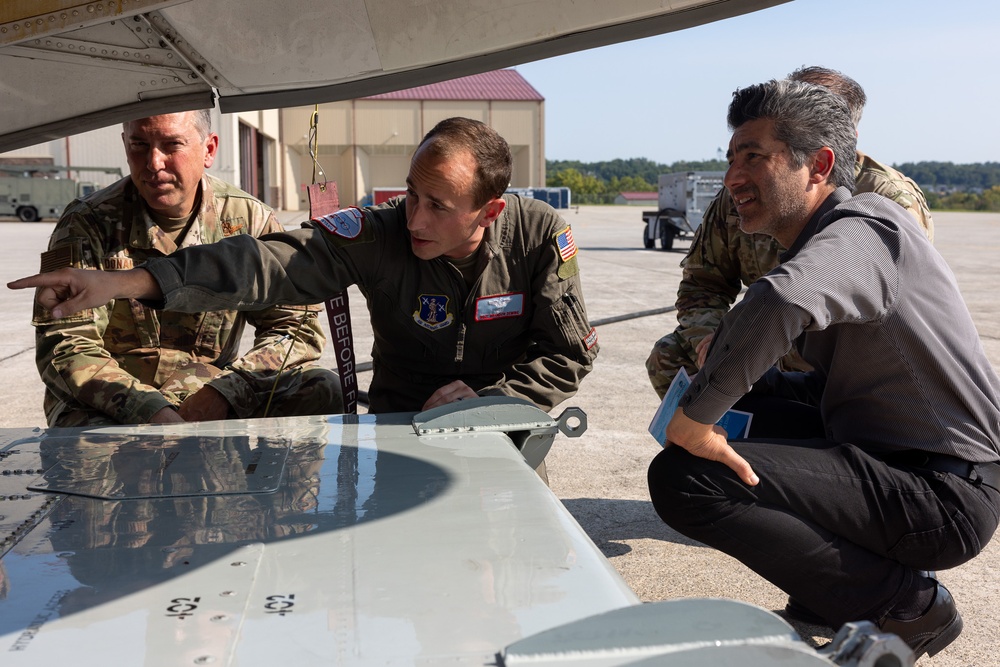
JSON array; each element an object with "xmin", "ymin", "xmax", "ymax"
[
  {"xmin": 413, "ymin": 294, "xmax": 454, "ymax": 331},
  {"xmin": 315, "ymin": 207, "xmax": 365, "ymax": 239},
  {"xmin": 474, "ymin": 293, "xmax": 524, "ymax": 322}
]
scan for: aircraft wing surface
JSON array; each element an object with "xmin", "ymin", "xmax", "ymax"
[
  {"xmin": 0, "ymin": 0, "xmax": 790, "ymax": 152},
  {"xmin": 0, "ymin": 402, "xmax": 638, "ymax": 664},
  {"xmin": 0, "ymin": 398, "xmax": 914, "ymax": 665}
]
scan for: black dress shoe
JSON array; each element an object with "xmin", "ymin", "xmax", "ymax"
[
  {"xmin": 784, "ymin": 571, "xmax": 938, "ymax": 628},
  {"xmin": 879, "ymin": 581, "xmax": 963, "ymax": 658}
]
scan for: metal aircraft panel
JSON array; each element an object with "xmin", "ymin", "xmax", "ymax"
[{"xmin": 0, "ymin": 412, "xmax": 638, "ymax": 665}]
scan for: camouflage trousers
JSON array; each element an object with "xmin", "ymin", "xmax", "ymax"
[
  {"xmin": 646, "ymin": 326, "xmax": 813, "ymax": 400},
  {"xmin": 645, "ymin": 328, "xmax": 703, "ymax": 400},
  {"xmin": 53, "ymin": 363, "xmax": 344, "ymax": 427}
]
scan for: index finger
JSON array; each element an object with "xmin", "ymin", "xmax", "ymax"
[{"xmin": 8, "ymin": 273, "xmax": 51, "ymax": 290}]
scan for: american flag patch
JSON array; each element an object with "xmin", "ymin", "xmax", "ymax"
[
  {"xmin": 556, "ymin": 226, "xmax": 577, "ymax": 262},
  {"xmin": 39, "ymin": 245, "xmax": 74, "ymax": 273}
]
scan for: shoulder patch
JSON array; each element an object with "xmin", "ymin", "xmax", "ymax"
[
  {"xmin": 315, "ymin": 207, "xmax": 365, "ymax": 239},
  {"xmin": 554, "ymin": 225, "xmax": 580, "ymax": 279},
  {"xmin": 555, "ymin": 225, "xmax": 578, "ymax": 262},
  {"xmin": 33, "ymin": 240, "xmax": 95, "ymax": 325},
  {"xmin": 39, "ymin": 244, "xmax": 77, "ymax": 273}
]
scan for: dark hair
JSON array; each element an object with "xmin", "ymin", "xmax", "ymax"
[
  {"xmin": 787, "ymin": 65, "xmax": 867, "ymax": 127},
  {"xmin": 728, "ymin": 79, "xmax": 856, "ymax": 190},
  {"xmin": 417, "ymin": 117, "xmax": 512, "ymax": 207}
]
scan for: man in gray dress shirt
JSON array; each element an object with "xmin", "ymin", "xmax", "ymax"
[{"xmin": 647, "ymin": 79, "xmax": 1000, "ymax": 660}]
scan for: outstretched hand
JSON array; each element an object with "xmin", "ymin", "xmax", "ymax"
[
  {"xmin": 8, "ymin": 267, "xmax": 160, "ymax": 318},
  {"xmin": 665, "ymin": 407, "xmax": 759, "ymax": 486}
]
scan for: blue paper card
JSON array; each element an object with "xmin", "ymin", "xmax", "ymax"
[{"xmin": 648, "ymin": 367, "xmax": 753, "ymax": 446}]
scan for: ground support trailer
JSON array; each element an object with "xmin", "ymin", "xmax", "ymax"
[{"xmin": 642, "ymin": 171, "xmax": 724, "ymax": 251}]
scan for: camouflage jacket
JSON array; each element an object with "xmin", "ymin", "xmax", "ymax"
[
  {"xmin": 33, "ymin": 175, "xmax": 327, "ymax": 426},
  {"xmin": 674, "ymin": 151, "xmax": 934, "ymax": 358},
  {"xmin": 142, "ymin": 194, "xmax": 599, "ymax": 413}
]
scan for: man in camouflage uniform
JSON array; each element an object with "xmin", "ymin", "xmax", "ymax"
[
  {"xmin": 33, "ymin": 110, "xmax": 341, "ymax": 427},
  {"xmin": 646, "ymin": 66, "xmax": 935, "ymax": 397}
]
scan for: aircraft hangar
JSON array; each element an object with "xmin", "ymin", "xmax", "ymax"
[{"xmin": 0, "ymin": 69, "xmax": 545, "ymax": 214}]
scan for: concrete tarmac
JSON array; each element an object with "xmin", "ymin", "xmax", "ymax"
[{"xmin": 2, "ymin": 206, "xmax": 999, "ymax": 664}]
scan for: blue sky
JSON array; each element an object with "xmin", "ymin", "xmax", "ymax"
[{"xmin": 515, "ymin": 0, "xmax": 998, "ymax": 166}]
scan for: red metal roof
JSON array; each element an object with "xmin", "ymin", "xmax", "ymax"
[{"xmin": 364, "ymin": 69, "xmax": 543, "ymax": 101}]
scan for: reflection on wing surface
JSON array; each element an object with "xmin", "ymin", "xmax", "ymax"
[{"xmin": 0, "ymin": 411, "xmax": 637, "ymax": 665}]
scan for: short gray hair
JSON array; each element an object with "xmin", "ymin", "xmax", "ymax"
[
  {"xmin": 728, "ymin": 79, "xmax": 856, "ymax": 190},
  {"xmin": 787, "ymin": 65, "xmax": 867, "ymax": 128},
  {"xmin": 190, "ymin": 109, "xmax": 212, "ymax": 139},
  {"xmin": 122, "ymin": 109, "xmax": 213, "ymax": 139}
]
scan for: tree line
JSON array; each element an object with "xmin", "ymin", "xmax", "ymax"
[
  {"xmin": 546, "ymin": 158, "xmax": 727, "ymax": 205},
  {"xmin": 547, "ymin": 159, "xmax": 1000, "ymax": 210}
]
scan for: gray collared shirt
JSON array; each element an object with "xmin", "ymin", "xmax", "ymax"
[{"xmin": 681, "ymin": 187, "xmax": 1000, "ymax": 462}]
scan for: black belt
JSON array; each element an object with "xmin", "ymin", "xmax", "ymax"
[{"xmin": 885, "ymin": 451, "xmax": 1000, "ymax": 492}]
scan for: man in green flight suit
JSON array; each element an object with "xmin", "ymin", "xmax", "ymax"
[
  {"xmin": 32, "ymin": 110, "xmax": 342, "ymax": 426},
  {"xmin": 15, "ymin": 117, "xmax": 597, "ymax": 420},
  {"xmin": 646, "ymin": 66, "xmax": 934, "ymax": 398}
]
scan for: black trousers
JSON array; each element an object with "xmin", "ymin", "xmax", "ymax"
[{"xmin": 647, "ymin": 397, "xmax": 1000, "ymax": 627}]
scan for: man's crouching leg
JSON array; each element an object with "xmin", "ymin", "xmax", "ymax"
[{"xmin": 256, "ymin": 366, "xmax": 344, "ymax": 417}]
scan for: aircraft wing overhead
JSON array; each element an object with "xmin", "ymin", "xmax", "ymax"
[{"xmin": 0, "ymin": 0, "xmax": 791, "ymax": 152}]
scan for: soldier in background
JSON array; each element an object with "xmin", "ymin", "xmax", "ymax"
[
  {"xmin": 646, "ymin": 66, "xmax": 934, "ymax": 398},
  {"xmin": 32, "ymin": 110, "xmax": 341, "ymax": 426}
]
